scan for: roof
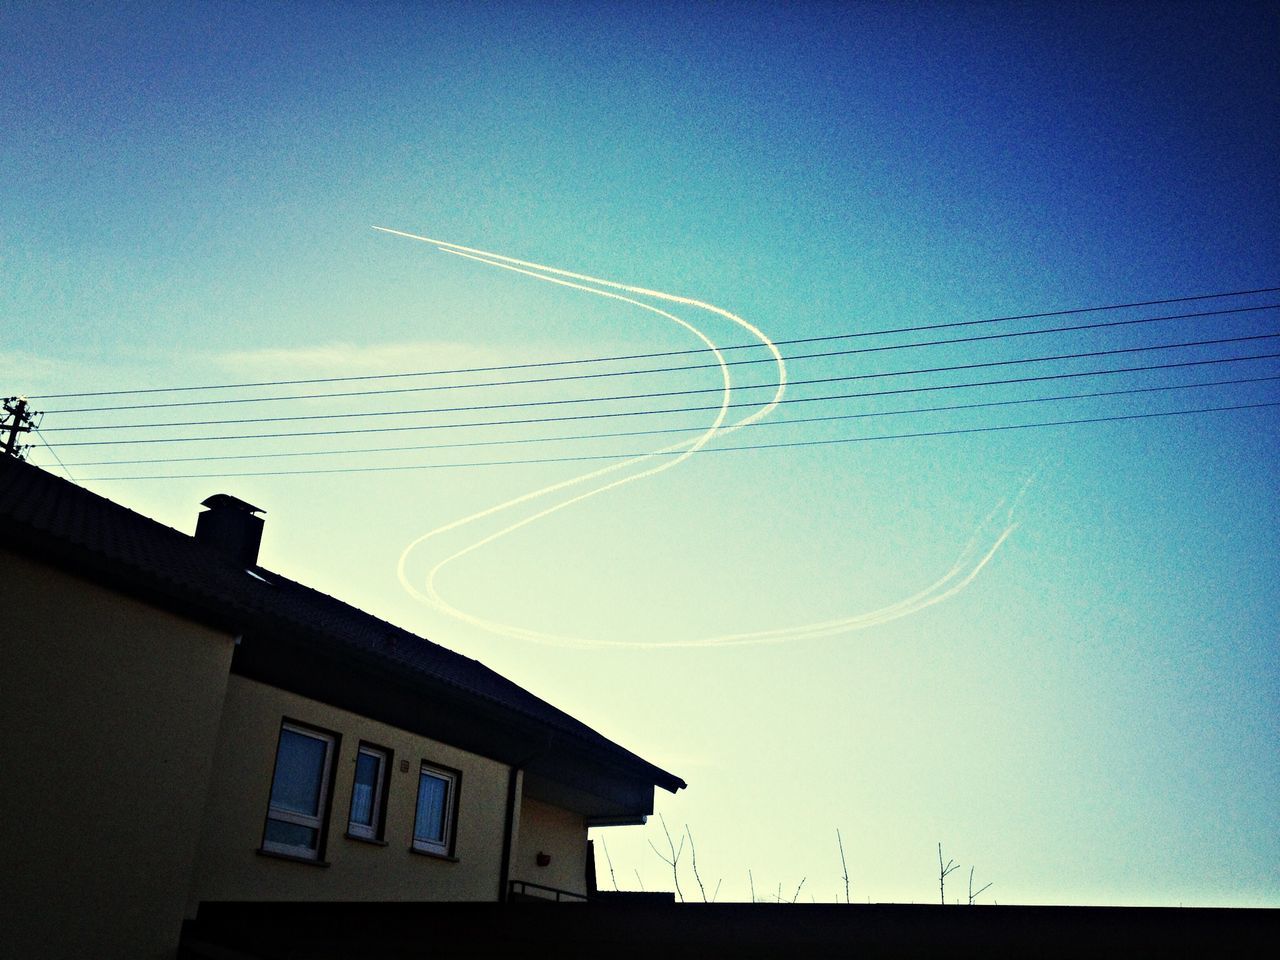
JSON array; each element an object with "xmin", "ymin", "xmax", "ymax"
[{"xmin": 0, "ymin": 457, "xmax": 685, "ymax": 809}]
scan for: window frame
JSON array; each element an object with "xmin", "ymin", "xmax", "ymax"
[
  {"xmin": 411, "ymin": 760, "xmax": 461, "ymax": 859},
  {"xmin": 346, "ymin": 741, "xmax": 392, "ymax": 843},
  {"xmin": 260, "ymin": 719, "xmax": 339, "ymax": 863}
]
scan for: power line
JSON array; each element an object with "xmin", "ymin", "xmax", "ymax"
[
  {"xmin": 30, "ymin": 285, "xmax": 1280, "ymax": 401},
  {"xmin": 32, "ymin": 426, "xmax": 75, "ymax": 481},
  {"xmin": 74, "ymin": 401, "xmax": 1280, "ymax": 481},
  {"xmin": 62, "ymin": 373, "xmax": 1280, "ymax": 468},
  {"xmin": 44, "ymin": 351, "xmax": 1280, "ymax": 447},
  {"xmin": 43, "ymin": 302, "xmax": 1279, "ymax": 415},
  {"xmin": 40, "ymin": 332, "xmax": 1280, "ymax": 432}
]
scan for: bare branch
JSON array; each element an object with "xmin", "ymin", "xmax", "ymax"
[
  {"xmin": 657, "ymin": 814, "xmax": 685, "ymax": 903},
  {"xmin": 837, "ymin": 829, "xmax": 850, "ymax": 904},
  {"xmin": 633, "ymin": 869, "xmax": 645, "ymax": 892},
  {"xmin": 938, "ymin": 843, "xmax": 959, "ymax": 905},
  {"xmin": 602, "ymin": 837, "xmax": 618, "ymax": 892},
  {"xmin": 687, "ymin": 825, "xmax": 710, "ymax": 903},
  {"xmin": 792, "ymin": 877, "xmax": 807, "ymax": 903},
  {"xmin": 712, "ymin": 878, "xmax": 722, "ymax": 903},
  {"xmin": 968, "ymin": 864, "xmax": 994, "ymax": 905},
  {"xmin": 749, "ymin": 870, "xmax": 756, "ymax": 903}
]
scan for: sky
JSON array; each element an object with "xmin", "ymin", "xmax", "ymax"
[{"xmin": 2, "ymin": 0, "xmax": 1277, "ymax": 906}]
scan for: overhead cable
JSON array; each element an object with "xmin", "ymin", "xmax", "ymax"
[
  {"xmin": 43, "ymin": 351, "xmax": 1280, "ymax": 447},
  {"xmin": 62, "ymin": 373, "xmax": 1280, "ymax": 468},
  {"xmin": 40, "ymin": 332, "xmax": 1280, "ymax": 432},
  {"xmin": 30, "ymin": 286, "xmax": 1280, "ymax": 401},
  {"xmin": 43, "ymin": 302, "xmax": 1279, "ymax": 414},
  {"xmin": 74, "ymin": 401, "xmax": 1280, "ymax": 481}
]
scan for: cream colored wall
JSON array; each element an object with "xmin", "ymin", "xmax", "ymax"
[
  {"xmin": 0, "ymin": 547, "xmax": 236, "ymax": 960},
  {"xmin": 512, "ymin": 797, "xmax": 589, "ymax": 897},
  {"xmin": 189, "ymin": 674, "xmax": 511, "ymax": 906}
]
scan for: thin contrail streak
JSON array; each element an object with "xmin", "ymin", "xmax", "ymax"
[
  {"xmin": 417, "ymin": 467, "xmax": 1031, "ymax": 650},
  {"xmin": 380, "ymin": 228, "xmax": 1019, "ymax": 648},
  {"xmin": 689, "ymin": 471, "xmax": 1038, "ymax": 647},
  {"xmin": 372, "ymin": 226, "xmax": 788, "ymax": 431},
  {"xmin": 427, "ymin": 520, "xmax": 1019, "ymax": 650},
  {"xmin": 387, "ymin": 234, "xmax": 788, "ymax": 583},
  {"xmin": 390, "ymin": 243, "xmax": 775, "ymax": 620}
]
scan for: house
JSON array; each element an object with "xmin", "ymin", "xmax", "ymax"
[{"xmin": 0, "ymin": 456, "xmax": 684, "ymax": 960}]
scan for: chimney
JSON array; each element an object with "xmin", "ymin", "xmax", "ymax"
[{"xmin": 195, "ymin": 494, "xmax": 266, "ymax": 566}]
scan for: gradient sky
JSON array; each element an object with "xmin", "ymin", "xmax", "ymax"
[{"xmin": 3, "ymin": 1, "xmax": 1277, "ymax": 906}]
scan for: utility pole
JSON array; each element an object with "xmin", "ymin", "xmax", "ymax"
[{"xmin": 2, "ymin": 397, "xmax": 39, "ymax": 460}]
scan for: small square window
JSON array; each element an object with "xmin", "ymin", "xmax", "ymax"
[
  {"xmin": 413, "ymin": 762, "xmax": 459, "ymax": 857},
  {"xmin": 347, "ymin": 744, "xmax": 390, "ymax": 840},
  {"xmin": 262, "ymin": 721, "xmax": 337, "ymax": 860}
]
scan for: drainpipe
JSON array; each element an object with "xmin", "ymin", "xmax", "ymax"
[
  {"xmin": 499, "ymin": 734, "xmax": 554, "ymax": 902},
  {"xmin": 498, "ymin": 766, "xmax": 523, "ymax": 902}
]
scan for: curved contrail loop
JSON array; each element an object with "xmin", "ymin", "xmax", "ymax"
[
  {"xmin": 392, "ymin": 246, "xmax": 781, "ymax": 622},
  {"xmin": 372, "ymin": 226, "xmax": 788, "ymax": 433},
  {"xmin": 381, "ymin": 228, "xmax": 1020, "ymax": 648},
  {"xmin": 414, "ymin": 478, "xmax": 1027, "ymax": 650},
  {"xmin": 388, "ymin": 231, "xmax": 789, "ymax": 605},
  {"xmin": 394, "ymin": 256, "xmax": 734, "ymax": 553}
]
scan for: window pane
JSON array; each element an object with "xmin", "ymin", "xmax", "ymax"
[
  {"xmin": 350, "ymin": 751, "xmax": 381, "ymax": 827},
  {"xmin": 414, "ymin": 771, "xmax": 449, "ymax": 844},
  {"xmin": 264, "ymin": 818, "xmax": 319, "ymax": 852},
  {"xmin": 270, "ymin": 728, "xmax": 328, "ymax": 816}
]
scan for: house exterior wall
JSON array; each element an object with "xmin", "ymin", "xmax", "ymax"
[
  {"xmin": 188, "ymin": 674, "xmax": 512, "ymax": 907},
  {"xmin": 0, "ymin": 547, "xmax": 236, "ymax": 960},
  {"xmin": 512, "ymin": 797, "xmax": 589, "ymax": 897}
]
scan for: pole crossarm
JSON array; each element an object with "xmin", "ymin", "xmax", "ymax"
[{"xmin": 3, "ymin": 397, "xmax": 41, "ymax": 460}]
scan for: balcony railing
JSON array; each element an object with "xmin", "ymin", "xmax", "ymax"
[{"xmin": 508, "ymin": 879, "xmax": 589, "ymax": 903}]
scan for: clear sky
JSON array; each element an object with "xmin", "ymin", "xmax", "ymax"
[{"xmin": 3, "ymin": 1, "xmax": 1277, "ymax": 906}]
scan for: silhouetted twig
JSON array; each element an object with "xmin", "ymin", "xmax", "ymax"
[
  {"xmin": 837, "ymin": 829, "xmax": 850, "ymax": 904},
  {"xmin": 968, "ymin": 865, "xmax": 993, "ymax": 905},
  {"xmin": 687, "ymin": 825, "xmax": 710, "ymax": 902},
  {"xmin": 647, "ymin": 814, "xmax": 685, "ymax": 902},
  {"xmin": 601, "ymin": 837, "xmax": 618, "ymax": 891},
  {"xmin": 938, "ymin": 843, "xmax": 959, "ymax": 905}
]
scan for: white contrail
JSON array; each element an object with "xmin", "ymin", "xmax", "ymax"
[
  {"xmin": 396, "ymin": 269, "xmax": 741, "ymax": 616},
  {"xmin": 372, "ymin": 226, "xmax": 787, "ymax": 432},
  {"xmin": 385, "ymin": 230, "xmax": 789, "ymax": 627},
  {"xmin": 379, "ymin": 228, "xmax": 1020, "ymax": 648},
  {"xmin": 677, "ymin": 464, "xmax": 1038, "ymax": 647},
  {"xmin": 388, "ymin": 243, "xmax": 788, "ymax": 628},
  {"xmin": 404, "ymin": 469, "xmax": 1029, "ymax": 650},
  {"xmin": 407, "ymin": 519, "xmax": 1019, "ymax": 650}
]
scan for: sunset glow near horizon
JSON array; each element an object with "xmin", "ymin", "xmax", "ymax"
[{"xmin": 3, "ymin": 1, "xmax": 1277, "ymax": 906}]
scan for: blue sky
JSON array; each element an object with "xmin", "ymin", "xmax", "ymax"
[{"xmin": 3, "ymin": 1, "xmax": 1277, "ymax": 905}]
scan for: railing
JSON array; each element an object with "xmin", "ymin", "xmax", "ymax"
[{"xmin": 508, "ymin": 879, "xmax": 590, "ymax": 903}]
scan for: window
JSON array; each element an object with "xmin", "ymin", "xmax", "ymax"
[
  {"xmin": 412, "ymin": 762, "xmax": 459, "ymax": 856},
  {"xmin": 262, "ymin": 721, "xmax": 337, "ymax": 861},
  {"xmin": 347, "ymin": 743, "xmax": 390, "ymax": 841}
]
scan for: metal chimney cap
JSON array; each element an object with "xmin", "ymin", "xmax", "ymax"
[{"xmin": 200, "ymin": 494, "xmax": 265, "ymax": 515}]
